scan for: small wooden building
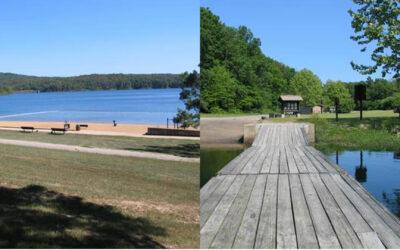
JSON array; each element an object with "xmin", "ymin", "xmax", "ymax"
[{"xmin": 279, "ymin": 95, "xmax": 303, "ymax": 114}]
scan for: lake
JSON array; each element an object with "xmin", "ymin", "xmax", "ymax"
[
  {"xmin": 326, "ymin": 150, "xmax": 400, "ymax": 218},
  {"xmin": 0, "ymin": 88, "xmax": 183, "ymax": 124}
]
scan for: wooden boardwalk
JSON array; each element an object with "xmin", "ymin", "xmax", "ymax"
[{"xmin": 201, "ymin": 123, "xmax": 400, "ymax": 249}]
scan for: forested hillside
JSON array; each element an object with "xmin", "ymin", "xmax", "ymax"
[
  {"xmin": 0, "ymin": 73, "xmax": 183, "ymax": 92},
  {"xmin": 200, "ymin": 7, "xmax": 400, "ymax": 113},
  {"xmin": 201, "ymin": 7, "xmax": 299, "ymax": 113}
]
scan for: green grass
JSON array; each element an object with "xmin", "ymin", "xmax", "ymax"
[
  {"xmin": 300, "ymin": 110, "xmax": 398, "ymax": 119},
  {"xmin": 270, "ymin": 110, "xmax": 400, "ymax": 151},
  {"xmin": 0, "ymin": 145, "xmax": 199, "ymax": 248},
  {"xmin": 200, "ymin": 112, "xmax": 262, "ymax": 118},
  {"xmin": 0, "ymin": 130, "xmax": 199, "ymax": 158}
]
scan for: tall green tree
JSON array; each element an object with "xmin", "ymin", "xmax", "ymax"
[
  {"xmin": 174, "ymin": 71, "xmax": 199, "ymax": 128},
  {"xmin": 201, "ymin": 66, "xmax": 239, "ymax": 113},
  {"xmin": 349, "ymin": 0, "xmax": 400, "ymax": 78},
  {"xmin": 324, "ymin": 80, "xmax": 355, "ymax": 113},
  {"xmin": 289, "ymin": 69, "xmax": 323, "ymax": 106}
]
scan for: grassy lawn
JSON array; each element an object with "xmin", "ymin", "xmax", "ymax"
[
  {"xmin": 300, "ymin": 110, "xmax": 398, "ymax": 119},
  {"xmin": 0, "ymin": 130, "xmax": 199, "ymax": 158},
  {"xmin": 0, "ymin": 145, "xmax": 199, "ymax": 248},
  {"xmin": 200, "ymin": 112, "xmax": 261, "ymax": 118},
  {"xmin": 269, "ymin": 110, "xmax": 400, "ymax": 152}
]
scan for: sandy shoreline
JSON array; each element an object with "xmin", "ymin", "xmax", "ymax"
[{"xmin": 0, "ymin": 121, "xmax": 199, "ymax": 139}]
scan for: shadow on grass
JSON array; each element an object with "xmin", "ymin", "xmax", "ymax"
[
  {"xmin": 126, "ymin": 143, "xmax": 200, "ymax": 158},
  {"xmin": 0, "ymin": 185, "xmax": 166, "ymax": 248}
]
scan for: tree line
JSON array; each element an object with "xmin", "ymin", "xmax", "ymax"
[
  {"xmin": 0, "ymin": 73, "xmax": 183, "ymax": 92},
  {"xmin": 201, "ymin": 7, "xmax": 400, "ymax": 114}
]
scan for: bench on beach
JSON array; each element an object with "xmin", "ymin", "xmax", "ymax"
[
  {"xmin": 75, "ymin": 124, "xmax": 88, "ymax": 131},
  {"xmin": 50, "ymin": 128, "xmax": 67, "ymax": 134},
  {"xmin": 21, "ymin": 126, "xmax": 35, "ymax": 133}
]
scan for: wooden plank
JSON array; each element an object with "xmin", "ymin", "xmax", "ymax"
[
  {"xmin": 300, "ymin": 174, "xmax": 341, "ymax": 248},
  {"xmin": 301, "ymin": 146, "xmax": 327, "ymax": 173},
  {"xmin": 224, "ymin": 147, "xmax": 258, "ymax": 175},
  {"xmin": 305, "ymin": 146, "xmax": 337, "ymax": 173},
  {"xmin": 340, "ymin": 173, "xmax": 400, "ymax": 235},
  {"xmin": 218, "ymin": 147, "xmax": 252, "ymax": 174},
  {"xmin": 310, "ymin": 174, "xmax": 363, "ymax": 249},
  {"xmin": 295, "ymin": 146, "xmax": 319, "ymax": 173},
  {"xmin": 242, "ymin": 147, "xmax": 270, "ymax": 174},
  {"xmin": 289, "ymin": 174, "xmax": 319, "ymax": 248},
  {"xmin": 200, "ymin": 175, "xmax": 236, "ymax": 227},
  {"xmin": 331, "ymin": 174, "xmax": 400, "ymax": 248},
  {"xmin": 210, "ymin": 175, "xmax": 257, "ymax": 248},
  {"xmin": 290, "ymin": 145, "xmax": 308, "ymax": 173},
  {"xmin": 233, "ymin": 175, "xmax": 267, "ymax": 248},
  {"xmin": 320, "ymin": 174, "xmax": 373, "ymax": 239},
  {"xmin": 285, "ymin": 145, "xmax": 299, "ymax": 173},
  {"xmin": 255, "ymin": 174, "xmax": 278, "ymax": 249},
  {"xmin": 276, "ymin": 174, "xmax": 297, "ymax": 248},
  {"xmin": 200, "ymin": 175, "xmax": 246, "ymax": 248},
  {"xmin": 269, "ymin": 145, "xmax": 280, "ymax": 174},
  {"xmin": 260, "ymin": 144, "xmax": 275, "ymax": 174},
  {"xmin": 358, "ymin": 232, "xmax": 385, "ymax": 249},
  {"xmin": 313, "ymin": 147, "xmax": 400, "ymax": 233},
  {"xmin": 279, "ymin": 146, "xmax": 289, "ymax": 174},
  {"xmin": 201, "ymin": 175, "xmax": 224, "ymax": 204}
]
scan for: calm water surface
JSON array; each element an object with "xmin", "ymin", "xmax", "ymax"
[
  {"xmin": 0, "ymin": 88, "xmax": 183, "ymax": 124},
  {"xmin": 326, "ymin": 150, "xmax": 400, "ymax": 218},
  {"xmin": 200, "ymin": 147, "xmax": 243, "ymax": 187}
]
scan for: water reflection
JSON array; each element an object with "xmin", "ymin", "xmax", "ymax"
[
  {"xmin": 327, "ymin": 150, "xmax": 400, "ymax": 218},
  {"xmin": 355, "ymin": 151, "xmax": 367, "ymax": 183}
]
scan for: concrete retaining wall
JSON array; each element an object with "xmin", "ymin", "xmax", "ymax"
[{"xmin": 147, "ymin": 127, "xmax": 200, "ymax": 137}]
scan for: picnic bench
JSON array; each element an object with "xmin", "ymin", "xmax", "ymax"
[
  {"xmin": 21, "ymin": 126, "xmax": 35, "ymax": 133},
  {"xmin": 75, "ymin": 124, "xmax": 88, "ymax": 131},
  {"xmin": 51, "ymin": 128, "xmax": 67, "ymax": 134}
]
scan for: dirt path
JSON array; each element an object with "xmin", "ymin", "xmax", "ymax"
[
  {"xmin": 201, "ymin": 115, "xmax": 262, "ymax": 146},
  {"xmin": 0, "ymin": 138, "xmax": 199, "ymax": 163}
]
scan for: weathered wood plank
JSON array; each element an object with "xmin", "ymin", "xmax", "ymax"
[
  {"xmin": 276, "ymin": 174, "xmax": 297, "ymax": 248},
  {"xmin": 210, "ymin": 175, "xmax": 257, "ymax": 248},
  {"xmin": 300, "ymin": 174, "xmax": 341, "ymax": 248},
  {"xmin": 201, "ymin": 175, "xmax": 225, "ymax": 204},
  {"xmin": 201, "ymin": 175, "xmax": 236, "ymax": 227},
  {"xmin": 233, "ymin": 175, "xmax": 267, "ymax": 248},
  {"xmin": 200, "ymin": 175, "xmax": 246, "ymax": 248},
  {"xmin": 279, "ymin": 146, "xmax": 289, "ymax": 174},
  {"xmin": 285, "ymin": 145, "xmax": 299, "ymax": 173},
  {"xmin": 289, "ymin": 174, "xmax": 319, "ymax": 248},
  {"xmin": 331, "ymin": 174, "xmax": 400, "ymax": 248},
  {"xmin": 310, "ymin": 174, "xmax": 363, "ymax": 248},
  {"xmin": 255, "ymin": 174, "xmax": 278, "ymax": 249},
  {"xmin": 358, "ymin": 232, "xmax": 385, "ymax": 249},
  {"xmin": 269, "ymin": 145, "xmax": 280, "ymax": 174},
  {"xmin": 260, "ymin": 145, "xmax": 275, "ymax": 174}
]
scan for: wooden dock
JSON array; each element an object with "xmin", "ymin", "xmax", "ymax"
[{"xmin": 201, "ymin": 123, "xmax": 400, "ymax": 249}]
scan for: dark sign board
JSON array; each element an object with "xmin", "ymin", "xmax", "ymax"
[{"xmin": 354, "ymin": 84, "xmax": 366, "ymax": 101}]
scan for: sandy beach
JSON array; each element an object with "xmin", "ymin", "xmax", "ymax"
[{"xmin": 0, "ymin": 120, "xmax": 199, "ymax": 139}]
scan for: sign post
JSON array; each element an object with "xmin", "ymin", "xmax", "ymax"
[{"xmin": 354, "ymin": 84, "xmax": 366, "ymax": 120}]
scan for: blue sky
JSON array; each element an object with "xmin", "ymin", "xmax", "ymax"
[
  {"xmin": 0, "ymin": 0, "xmax": 199, "ymax": 76},
  {"xmin": 201, "ymin": 0, "xmax": 383, "ymax": 82}
]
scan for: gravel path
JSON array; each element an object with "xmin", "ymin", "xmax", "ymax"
[{"xmin": 0, "ymin": 138, "xmax": 199, "ymax": 163}]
